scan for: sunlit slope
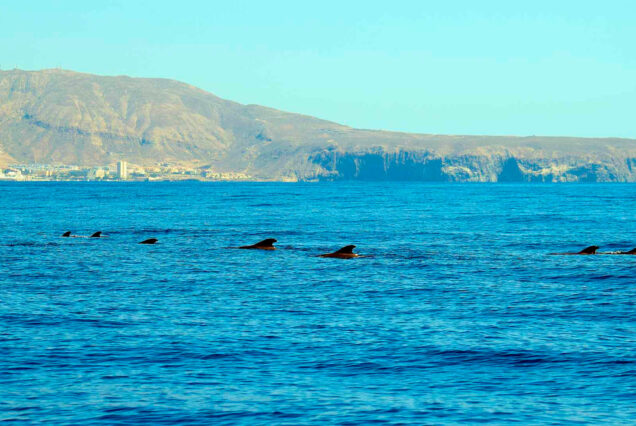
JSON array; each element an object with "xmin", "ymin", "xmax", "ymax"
[{"xmin": 1, "ymin": 69, "xmax": 635, "ymax": 181}]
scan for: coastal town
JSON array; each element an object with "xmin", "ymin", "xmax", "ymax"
[{"xmin": 0, "ymin": 161, "xmax": 251, "ymax": 181}]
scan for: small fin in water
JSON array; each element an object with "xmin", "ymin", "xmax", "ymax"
[
  {"xmin": 90, "ymin": 231, "xmax": 102, "ymax": 238},
  {"xmin": 62, "ymin": 231, "xmax": 72, "ymax": 237},
  {"xmin": 550, "ymin": 245, "xmax": 600, "ymax": 255},
  {"xmin": 578, "ymin": 245, "xmax": 599, "ymax": 254},
  {"xmin": 319, "ymin": 245, "xmax": 359, "ymax": 259},
  {"xmin": 139, "ymin": 238, "xmax": 158, "ymax": 245},
  {"xmin": 334, "ymin": 245, "xmax": 356, "ymax": 254},
  {"xmin": 239, "ymin": 238, "xmax": 277, "ymax": 250}
]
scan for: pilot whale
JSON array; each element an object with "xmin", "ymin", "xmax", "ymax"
[
  {"xmin": 551, "ymin": 245, "xmax": 599, "ymax": 255},
  {"xmin": 319, "ymin": 245, "xmax": 359, "ymax": 259},
  {"xmin": 62, "ymin": 231, "xmax": 103, "ymax": 238},
  {"xmin": 239, "ymin": 238, "xmax": 277, "ymax": 250},
  {"xmin": 139, "ymin": 238, "xmax": 158, "ymax": 245}
]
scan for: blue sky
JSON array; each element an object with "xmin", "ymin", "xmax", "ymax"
[{"xmin": 1, "ymin": 0, "xmax": 635, "ymax": 138}]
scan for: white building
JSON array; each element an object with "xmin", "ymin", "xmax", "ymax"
[{"xmin": 117, "ymin": 161, "xmax": 128, "ymax": 179}]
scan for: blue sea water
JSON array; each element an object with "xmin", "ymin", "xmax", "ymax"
[{"xmin": 1, "ymin": 182, "xmax": 635, "ymax": 424}]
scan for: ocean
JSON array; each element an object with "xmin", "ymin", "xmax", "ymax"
[{"xmin": 1, "ymin": 182, "xmax": 635, "ymax": 424}]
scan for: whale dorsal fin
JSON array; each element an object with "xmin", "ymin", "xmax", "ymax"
[
  {"xmin": 90, "ymin": 231, "xmax": 102, "ymax": 238},
  {"xmin": 625, "ymin": 248, "xmax": 636, "ymax": 254},
  {"xmin": 578, "ymin": 245, "xmax": 599, "ymax": 254},
  {"xmin": 334, "ymin": 245, "xmax": 356, "ymax": 254},
  {"xmin": 239, "ymin": 238, "xmax": 277, "ymax": 250},
  {"xmin": 254, "ymin": 238, "xmax": 277, "ymax": 248},
  {"xmin": 62, "ymin": 231, "xmax": 71, "ymax": 237},
  {"xmin": 139, "ymin": 238, "xmax": 158, "ymax": 245}
]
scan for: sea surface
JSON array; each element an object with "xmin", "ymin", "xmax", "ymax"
[{"xmin": 1, "ymin": 182, "xmax": 635, "ymax": 424}]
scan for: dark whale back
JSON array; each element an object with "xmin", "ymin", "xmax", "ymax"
[
  {"xmin": 254, "ymin": 238, "xmax": 277, "ymax": 248},
  {"xmin": 578, "ymin": 246, "xmax": 599, "ymax": 254},
  {"xmin": 319, "ymin": 245, "xmax": 359, "ymax": 258},
  {"xmin": 139, "ymin": 238, "xmax": 158, "ymax": 245},
  {"xmin": 334, "ymin": 245, "xmax": 356, "ymax": 254},
  {"xmin": 240, "ymin": 238, "xmax": 277, "ymax": 250}
]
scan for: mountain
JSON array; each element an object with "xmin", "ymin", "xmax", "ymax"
[{"xmin": 1, "ymin": 68, "xmax": 636, "ymax": 181}]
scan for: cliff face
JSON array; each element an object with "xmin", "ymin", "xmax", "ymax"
[
  {"xmin": 308, "ymin": 151, "xmax": 636, "ymax": 182},
  {"xmin": 1, "ymin": 68, "xmax": 636, "ymax": 181}
]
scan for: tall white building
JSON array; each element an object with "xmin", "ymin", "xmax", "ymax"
[{"xmin": 117, "ymin": 161, "xmax": 128, "ymax": 179}]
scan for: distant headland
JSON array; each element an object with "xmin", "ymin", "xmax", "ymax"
[{"xmin": 1, "ymin": 68, "xmax": 635, "ymax": 182}]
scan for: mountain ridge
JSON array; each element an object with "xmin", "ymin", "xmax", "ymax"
[{"xmin": 1, "ymin": 68, "xmax": 635, "ymax": 181}]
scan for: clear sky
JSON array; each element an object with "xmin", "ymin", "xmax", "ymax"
[{"xmin": 1, "ymin": 0, "xmax": 635, "ymax": 138}]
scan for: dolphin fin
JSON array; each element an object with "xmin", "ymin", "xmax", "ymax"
[
  {"xmin": 139, "ymin": 238, "xmax": 158, "ymax": 245},
  {"xmin": 90, "ymin": 231, "xmax": 102, "ymax": 238},
  {"xmin": 62, "ymin": 231, "xmax": 72, "ymax": 237}
]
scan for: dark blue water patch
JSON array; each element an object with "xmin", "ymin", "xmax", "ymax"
[
  {"xmin": 248, "ymin": 203, "xmax": 276, "ymax": 207},
  {"xmin": 3, "ymin": 241, "xmax": 61, "ymax": 247},
  {"xmin": 106, "ymin": 228, "xmax": 190, "ymax": 235},
  {"xmin": 1, "ymin": 182, "xmax": 636, "ymax": 424}
]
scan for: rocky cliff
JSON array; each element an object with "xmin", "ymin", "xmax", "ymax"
[{"xmin": 1, "ymin": 68, "xmax": 635, "ymax": 181}]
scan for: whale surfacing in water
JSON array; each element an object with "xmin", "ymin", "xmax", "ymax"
[
  {"xmin": 577, "ymin": 246, "xmax": 599, "ymax": 255},
  {"xmin": 319, "ymin": 245, "xmax": 359, "ymax": 259},
  {"xmin": 551, "ymin": 245, "xmax": 600, "ymax": 255},
  {"xmin": 239, "ymin": 238, "xmax": 277, "ymax": 250},
  {"xmin": 62, "ymin": 231, "xmax": 72, "ymax": 237},
  {"xmin": 139, "ymin": 238, "xmax": 158, "ymax": 245},
  {"xmin": 90, "ymin": 231, "xmax": 102, "ymax": 238}
]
